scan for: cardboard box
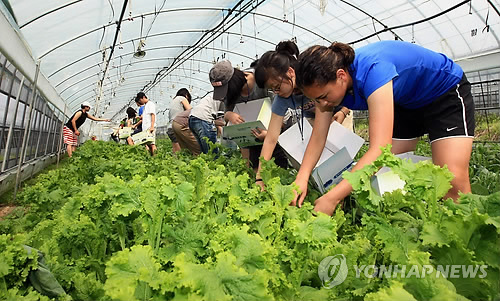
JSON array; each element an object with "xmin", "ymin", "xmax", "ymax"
[
  {"xmin": 222, "ymin": 97, "xmax": 272, "ymax": 148},
  {"xmin": 371, "ymin": 152, "xmax": 431, "ymax": 195},
  {"xmin": 132, "ymin": 130, "xmax": 155, "ymax": 145},
  {"xmin": 119, "ymin": 127, "xmax": 132, "ymax": 139},
  {"xmin": 278, "ymin": 120, "xmax": 365, "ymax": 193}
]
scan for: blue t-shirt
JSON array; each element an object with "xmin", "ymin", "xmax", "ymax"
[
  {"xmin": 136, "ymin": 105, "xmax": 145, "ymax": 131},
  {"xmin": 342, "ymin": 41, "xmax": 463, "ymax": 110},
  {"xmin": 271, "ymin": 94, "xmax": 316, "ymax": 118}
]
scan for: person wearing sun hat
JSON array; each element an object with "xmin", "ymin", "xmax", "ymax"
[
  {"xmin": 188, "ymin": 60, "xmax": 233, "ymax": 154},
  {"xmin": 63, "ymin": 101, "xmax": 110, "ymax": 157}
]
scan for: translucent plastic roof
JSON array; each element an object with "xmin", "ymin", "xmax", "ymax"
[{"xmin": 3, "ymin": 0, "xmax": 500, "ymax": 124}]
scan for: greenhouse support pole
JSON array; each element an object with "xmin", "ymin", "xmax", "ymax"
[
  {"xmin": 22, "ymin": 92, "xmax": 38, "ymax": 163},
  {"xmin": 44, "ymin": 110, "xmax": 56, "ymax": 155},
  {"xmin": 0, "ymin": 57, "xmax": 7, "ymax": 88},
  {"xmin": 1, "ymin": 76, "xmax": 25, "ymax": 172},
  {"xmin": 0, "ymin": 69, "xmax": 17, "ymax": 155},
  {"xmin": 23, "ymin": 92, "xmax": 40, "ymax": 162},
  {"xmin": 56, "ymin": 103, "xmax": 66, "ymax": 168},
  {"xmin": 34, "ymin": 98, "xmax": 45, "ymax": 159},
  {"xmin": 13, "ymin": 62, "xmax": 40, "ymax": 201},
  {"xmin": 51, "ymin": 110, "xmax": 62, "ymax": 153},
  {"xmin": 34, "ymin": 101, "xmax": 49, "ymax": 159}
]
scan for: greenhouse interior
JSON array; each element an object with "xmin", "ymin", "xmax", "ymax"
[{"xmin": 1, "ymin": 0, "xmax": 499, "ymax": 300}]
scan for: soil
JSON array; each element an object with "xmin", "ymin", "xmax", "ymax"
[{"xmin": 0, "ymin": 205, "xmax": 17, "ymax": 220}]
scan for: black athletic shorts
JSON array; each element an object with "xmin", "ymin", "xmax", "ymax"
[
  {"xmin": 393, "ymin": 74, "xmax": 475, "ymax": 143},
  {"xmin": 247, "ymin": 144, "xmax": 289, "ymax": 169}
]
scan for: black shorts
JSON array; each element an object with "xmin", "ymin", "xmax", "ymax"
[
  {"xmin": 132, "ymin": 128, "xmax": 141, "ymax": 135},
  {"xmin": 247, "ymin": 144, "xmax": 289, "ymax": 169},
  {"xmin": 393, "ymin": 74, "xmax": 475, "ymax": 143},
  {"xmin": 167, "ymin": 127, "xmax": 177, "ymax": 143}
]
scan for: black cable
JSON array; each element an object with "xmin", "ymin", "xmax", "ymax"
[
  {"xmin": 349, "ymin": 0, "xmax": 470, "ymax": 45},
  {"xmin": 100, "ymin": 0, "xmax": 129, "ymax": 86},
  {"xmin": 145, "ymin": 0, "xmax": 168, "ymax": 38},
  {"xmin": 487, "ymin": 0, "xmax": 500, "ymax": 17},
  {"xmin": 145, "ymin": 0, "xmax": 261, "ymax": 90},
  {"xmin": 98, "ymin": 25, "xmax": 106, "ymax": 49},
  {"xmin": 19, "ymin": 0, "xmax": 83, "ymax": 28},
  {"xmin": 372, "ymin": 18, "xmax": 381, "ymax": 41},
  {"xmin": 340, "ymin": 0, "xmax": 402, "ymax": 42}
]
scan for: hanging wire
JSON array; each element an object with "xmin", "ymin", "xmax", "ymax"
[
  {"xmin": 283, "ymin": 0, "xmax": 287, "ymax": 21},
  {"xmin": 319, "ymin": 0, "xmax": 327, "ymax": 15},
  {"xmin": 482, "ymin": 6, "xmax": 490, "ymax": 33},
  {"xmin": 145, "ymin": 0, "xmax": 167, "ymax": 37},
  {"xmin": 411, "ymin": 24, "xmax": 415, "ymax": 43},
  {"xmin": 140, "ymin": 15, "xmax": 144, "ymax": 39},
  {"xmin": 118, "ymin": 29, "xmax": 124, "ymax": 49},
  {"xmin": 106, "ymin": 0, "xmax": 115, "ymax": 23},
  {"xmin": 198, "ymin": 53, "xmax": 201, "ymax": 72},
  {"xmin": 291, "ymin": 0, "xmax": 296, "ymax": 39},
  {"xmin": 128, "ymin": 0, "xmax": 133, "ymax": 20},
  {"xmin": 372, "ymin": 18, "xmax": 381, "ymax": 41},
  {"xmin": 98, "ymin": 26, "xmax": 106, "ymax": 49},
  {"xmin": 212, "ymin": 37, "xmax": 216, "ymax": 64},
  {"xmin": 119, "ymin": 56, "xmax": 124, "ymax": 83},
  {"xmin": 252, "ymin": 0, "xmax": 258, "ymax": 58},
  {"xmin": 239, "ymin": 3, "xmax": 244, "ymax": 43}
]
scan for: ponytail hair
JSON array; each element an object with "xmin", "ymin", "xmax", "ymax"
[
  {"xmin": 296, "ymin": 41, "xmax": 355, "ymax": 89},
  {"xmin": 255, "ymin": 40, "xmax": 299, "ymax": 88}
]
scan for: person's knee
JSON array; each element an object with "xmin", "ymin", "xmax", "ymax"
[
  {"xmin": 444, "ymin": 168, "xmax": 471, "ymax": 200},
  {"xmin": 451, "ymin": 168, "xmax": 470, "ymax": 190}
]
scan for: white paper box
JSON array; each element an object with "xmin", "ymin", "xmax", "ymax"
[
  {"xmin": 132, "ymin": 131, "xmax": 155, "ymax": 145},
  {"xmin": 371, "ymin": 152, "xmax": 431, "ymax": 196},
  {"xmin": 119, "ymin": 127, "xmax": 132, "ymax": 139},
  {"xmin": 278, "ymin": 120, "xmax": 365, "ymax": 193},
  {"xmin": 232, "ymin": 97, "xmax": 272, "ymax": 126},
  {"xmin": 222, "ymin": 97, "xmax": 272, "ymax": 148}
]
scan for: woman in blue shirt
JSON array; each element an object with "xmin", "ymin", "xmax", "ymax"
[{"xmin": 292, "ymin": 40, "xmax": 474, "ymax": 215}]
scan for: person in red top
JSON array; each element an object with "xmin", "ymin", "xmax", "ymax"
[{"xmin": 63, "ymin": 101, "xmax": 110, "ymax": 157}]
